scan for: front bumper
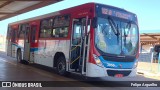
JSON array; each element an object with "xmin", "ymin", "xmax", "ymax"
[{"xmin": 86, "ymin": 63, "xmax": 137, "ymax": 77}]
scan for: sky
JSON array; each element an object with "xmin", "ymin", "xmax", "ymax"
[{"xmin": 0, "ymin": 0, "xmax": 160, "ymax": 35}]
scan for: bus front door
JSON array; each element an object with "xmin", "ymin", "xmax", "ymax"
[
  {"xmin": 70, "ymin": 19, "xmax": 82, "ymax": 72},
  {"xmin": 70, "ymin": 18, "xmax": 90, "ymax": 74}
]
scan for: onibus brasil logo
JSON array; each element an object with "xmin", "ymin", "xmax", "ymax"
[{"xmin": 2, "ymin": 82, "xmax": 42, "ymax": 87}]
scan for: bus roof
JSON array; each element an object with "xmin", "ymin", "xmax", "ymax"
[{"xmin": 9, "ymin": 2, "xmax": 136, "ymax": 25}]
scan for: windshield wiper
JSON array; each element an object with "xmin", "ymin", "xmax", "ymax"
[
  {"xmin": 108, "ymin": 17, "xmax": 120, "ymax": 44},
  {"xmin": 124, "ymin": 30, "xmax": 127, "ymax": 47},
  {"xmin": 124, "ymin": 22, "xmax": 131, "ymax": 47}
]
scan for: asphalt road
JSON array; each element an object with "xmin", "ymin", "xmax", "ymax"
[{"xmin": 0, "ymin": 51, "xmax": 159, "ymax": 90}]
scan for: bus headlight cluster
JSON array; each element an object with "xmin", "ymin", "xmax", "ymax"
[{"xmin": 93, "ymin": 54, "xmax": 103, "ymax": 67}]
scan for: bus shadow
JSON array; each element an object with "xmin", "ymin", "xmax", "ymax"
[
  {"xmin": 29, "ymin": 63, "xmax": 104, "ymax": 81},
  {"xmin": 3, "ymin": 57, "xmax": 160, "ymax": 87},
  {"xmin": 20, "ymin": 59, "xmax": 160, "ymax": 87},
  {"xmin": 29, "ymin": 64, "xmax": 57, "ymax": 74}
]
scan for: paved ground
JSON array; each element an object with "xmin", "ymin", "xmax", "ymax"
[
  {"xmin": 138, "ymin": 62, "xmax": 160, "ymax": 73},
  {"xmin": 0, "ymin": 51, "xmax": 159, "ymax": 90}
]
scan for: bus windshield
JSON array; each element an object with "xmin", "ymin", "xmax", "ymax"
[{"xmin": 95, "ymin": 17, "xmax": 139, "ymax": 55}]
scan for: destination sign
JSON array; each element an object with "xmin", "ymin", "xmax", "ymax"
[
  {"xmin": 96, "ymin": 4, "xmax": 137, "ymax": 21},
  {"xmin": 101, "ymin": 7, "xmax": 133, "ymax": 20}
]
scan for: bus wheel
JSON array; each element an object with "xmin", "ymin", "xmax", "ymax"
[
  {"xmin": 17, "ymin": 50, "xmax": 22, "ymax": 63},
  {"xmin": 56, "ymin": 57, "xmax": 67, "ymax": 75}
]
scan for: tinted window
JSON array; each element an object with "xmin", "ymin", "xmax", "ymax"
[
  {"xmin": 39, "ymin": 14, "xmax": 70, "ymax": 38},
  {"xmin": 53, "ymin": 15, "xmax": 70, "ymax": 27},
  {"xmin": 40, "ymin": 18, "xmax": 53, "ymax": 38},
  {"xmin": 52, "ymin": 27, "xmax": 68, "ymax": 38}
]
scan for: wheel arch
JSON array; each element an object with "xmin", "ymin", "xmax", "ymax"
[{"xmin": 17, "ymin": 48, "xmax": 21, "ymax": 55}]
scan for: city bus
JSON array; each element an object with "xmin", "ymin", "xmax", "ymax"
[{"xmin": 6, "ymin": 3, "xmax": 139, "ymax": 77}]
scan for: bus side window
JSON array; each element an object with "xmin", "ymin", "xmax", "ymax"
[
  {"xmin": 52, "ymin": 29, "xmax": 56, "ymax": 37},
  {"xmin": 52, "ymin": 28, "xmax": 60, "ymax": 37},
  {"xmin": 52, "ymin": 14, "xmax": 70, "ymax": 38},
  {"xmin": 59, "ymin": 27, "xmax": 68, "ymax": 37},
  {"xmin": 40, "ymin": 18, "xmax": 53, "ymax": 38},
  {"xmin": 72, "ymin": 22, "xmax": 82, "ymax": 45},
  {"xmin": 52, "ymin": 27, "xmax": 68, "ymax": 38}
]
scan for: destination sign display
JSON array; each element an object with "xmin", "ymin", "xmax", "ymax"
[
  {"xmin": 96, "ymin": 4, "xmax": 137, "ymax": 21},
  {"xmin": 102, "ymin": 7, "xmax": 132, "ymax": 20}
]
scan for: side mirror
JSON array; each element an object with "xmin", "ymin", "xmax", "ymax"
[{"xmin": 92, "ymin": 17, "xmax": 97, "ymax": 28}]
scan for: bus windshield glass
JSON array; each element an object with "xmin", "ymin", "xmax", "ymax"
[{"xmin": 95, "ymin": 17, "xmax": 139, "ymax": 55}]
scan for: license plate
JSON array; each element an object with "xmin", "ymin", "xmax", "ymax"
[{"xmin": 114, "ymin": 74, "xmax": 124, "ymax": 78}]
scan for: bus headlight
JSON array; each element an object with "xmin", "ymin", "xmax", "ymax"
[
  {"xmin": 93, "ymin": 54, "xmax": 103, "ymax": 67},
  {"xmin": 95, "ymin": 59, "xmax": 101, "ymax": 64}
]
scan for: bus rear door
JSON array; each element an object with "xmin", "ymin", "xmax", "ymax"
[
  {"xmin": 29, "ymin": 25, "xmax": 37, "ymax": 63},
  {"xmin": 23, "ymin": 24, "xmax": 30, "ymax": 61},
  {"xmin": 23, "ymin": 23, "xmax": 38, "ymax": 62},
  {"xmin": 6, "ymin": 27, "xmax": 12, "ymax": 56},
  {"xmin": 8, "ymin": 25, "xmax": 18, "ymax": 58}
]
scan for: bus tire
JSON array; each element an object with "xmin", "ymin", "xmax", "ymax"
[
  {"xmin": 17, "ymin": 50, "xmax": 22, "ymax": 63},
  {"xmin": 56, "ymin": 56, "xmax": 67, "ymax": 76}
]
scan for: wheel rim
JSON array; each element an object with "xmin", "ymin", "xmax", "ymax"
[{"xmin": 58, "ymin": 62, "xmax": 65, "ymax": 74}]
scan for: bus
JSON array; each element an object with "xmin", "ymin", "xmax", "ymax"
[{"xmin": 6, "ymin": 3, "xmax": 139, "ymax": 77}]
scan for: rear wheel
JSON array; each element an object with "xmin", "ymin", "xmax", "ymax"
[
  {"xmin": 56, "ymin": 57, "xmax": 67, "ymax": 75},
  {"xmin": 17, "ymin": 50, "xmax": 22, "ymax": 63}
]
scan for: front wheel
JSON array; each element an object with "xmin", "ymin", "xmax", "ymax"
[{"xmin": 56, "ymin": 57, "xmax": 67, "ymax": 75}]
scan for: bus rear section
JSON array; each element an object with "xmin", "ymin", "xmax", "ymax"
[
  {"xmin": 6, "ymin": 25, "xmax": 18, "ymax": 58},
  {"xmin": 6, "ymin": 21, "xmax": 40, "ymax": 63},
  {"xmin": 6, "ymin": 3, "xmax": 139, "ymax": 78}
]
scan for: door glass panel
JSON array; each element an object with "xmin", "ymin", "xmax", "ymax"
[
  {"xmin": 11, "ymin": 29, "xmax": 17, "ymax": 43},
  {"xmin": 72, "ymin": 21, "xmax": 82, "ymax": 45},
  {"xmin": 31, "ymin": 26, "xmax": 36, "ymax": 43},
  {"xmin": 25, "ymin": 27, "xmax": 29, "ymax": 43}
]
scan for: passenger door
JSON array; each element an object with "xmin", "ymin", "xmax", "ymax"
[
  {"xmin": 6, "ymin": 27, "xmax": 12, "ymax": 56},
  {"xmin": 29, "ymin": 25, "xmax": 37, "ymax": 62},
  {"xmin": 69, "ymin": 16, "xmax": 91, "ymax": 74},
  {"xmin": 23, "ymin": 24, "xmax": 30, "ymax": 61},
  {"xmin": 23, "ymin": 24, "xmax": 37, "ymax": 62}
]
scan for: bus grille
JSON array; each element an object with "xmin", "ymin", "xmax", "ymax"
[
  {"xmin": 107, "ymin": 70, "xmax": 131, "ymax": 77},
  {"xmin": 102, "ymin": 55, "xmax": 135, "ymax": 62}
]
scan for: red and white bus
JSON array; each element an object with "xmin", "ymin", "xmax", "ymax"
[{"xmin": 6, "ymin": 3, "xmax": 139, "ymax": 77}]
